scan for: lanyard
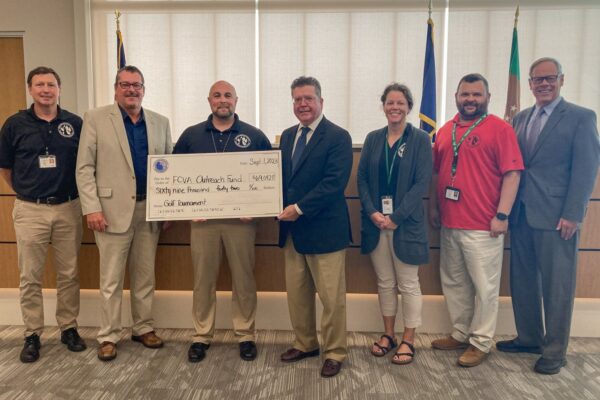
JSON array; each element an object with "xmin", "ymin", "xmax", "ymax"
[
  {"xmin": 211, "ymin": 130, "xmax": 232, "ymax": 153},
  {"xmin": 450, "ymin": 114, "xmax": 487, "ymax": 177},
  {"xmin": 385, "ymin": 128, "xmax": 407, "ymax": 187}
]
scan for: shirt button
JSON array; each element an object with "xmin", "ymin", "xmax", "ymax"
[{"xmin": 131, "ymin": 196, "xmax": 135, "ymax": 199}]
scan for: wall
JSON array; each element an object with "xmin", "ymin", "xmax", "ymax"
[{"xmin": 0, "ymin": 0, "xmax": 80, "ymax": 112}]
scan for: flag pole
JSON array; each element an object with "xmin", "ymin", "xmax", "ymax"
[
  {"xmin": 115, "ymin": 9, "xmax": 127, "ymax": 69},
  {"xmin": 503, "ymin": 5, "xmax": 520, "ymax": 123}
]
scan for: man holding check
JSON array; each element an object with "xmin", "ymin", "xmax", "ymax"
[{"xmin": 173, "ymin": 80, "xmax": 271, "ymax": 363}]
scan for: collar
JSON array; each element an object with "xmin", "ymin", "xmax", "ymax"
[
  {"xmin": 298, "ymin": 113, "xmax": 324, "ymax": 134},
  {"xmin": 206, "ymin": 113, "xmax": 240, "ymax": 134},
  {"xmin": 27, "ymin": 104, "xmax": 64, "ymax": 122},
  {"xmin": 118, "ymin": 105, "xmax": 145, "ymax": 123},
  {"xmin": 452, "ymin": 112, "xmax": 488, "ymax": 128},
  {"xmin": 534, "ymin": 96, "xmax": 562, "ymax": 115}
]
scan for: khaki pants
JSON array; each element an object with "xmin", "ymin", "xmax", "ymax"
[
  {"xmin": 440, "ymin": 227, "xmax": 504, "ymax": 352},
  {"xmin": 95, "ymin": 201, "xmax": 159, "ymax": 344},
  {"xmin": 369, "ymin": 230, "xmax": 422, "ymax": 328},
  {"xmin": 12, "ymin": 198, "xmax": 82, "ymax": 337},
  {"xmin": 190, "ymin": 220, "xmax": 257, "ymax": 344},
  {"xmin": 284, "ymin": 237, "xmax": 347, "ymax": 362}
]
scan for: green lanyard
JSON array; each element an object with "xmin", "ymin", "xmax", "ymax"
[
  {"xmin": 450, "ymin": 114, "xmax": 487, "ymax": 177},
  {"xmin": 385, "ymin": 128, "xmax": 407, "ymax": 187}
]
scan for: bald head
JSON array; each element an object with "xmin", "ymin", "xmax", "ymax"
[{"xmin": 208, "ymin": 80, "xmax": 238, "ymax": 121}]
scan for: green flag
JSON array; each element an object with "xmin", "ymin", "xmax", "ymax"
[{"xmin": 504, "ymin": 10, "xmax": 520, "ymax": 123}]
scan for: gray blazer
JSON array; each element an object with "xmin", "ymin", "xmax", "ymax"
[
  {"xmin": 511, "ymin": 98, "xmax": 599, "ymax": 229},
  {"xmin": 76, "ymin": 103, "xmax": 173, "ymax": 233},
  {"xmin": 357, "ymin": 124, "xmax": 433, "ymax": 265}
]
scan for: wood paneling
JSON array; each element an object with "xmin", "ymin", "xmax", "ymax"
[
  {"xmin": 0, "ymin": 196, "xmax": 16, "ymax": 241},
  {"xmin": 0, "ymin": 37, "xmax": 26, "ymax": 127},
  {"xmin": 0, "ymin": 148, "xmax": 598, "ymax": 299}
]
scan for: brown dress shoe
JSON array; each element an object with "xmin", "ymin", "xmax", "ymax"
[
  {"xmin": 98, "ymin": 341, "xmax": 117, "ymax": 361},
  {"xmin": 280, "ymin": 348, "xmax": 320, "ymax": 362},
  {"xmin": 321, "ymin": 359, "xmax": 342, "ymax": 378},
  {"xmin": 458, "ymin": 345, "xmax": 489, "ymax": 367},
  {"xmin": 431, "ymin": 336, "xmax": 469, "ymax": 350},
  {"xmin": 132, "ymin": 331, "xmax": 164, "ymax": 349}
]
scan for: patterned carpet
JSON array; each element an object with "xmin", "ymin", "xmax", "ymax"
[{"xmin": 0, "ymin": 326, "xmax": 598, "ymax": 400}]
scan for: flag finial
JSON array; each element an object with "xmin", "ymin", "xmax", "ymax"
[
  {"xmin": 428, "ymin": 0, "xmax": 433, "ymax": 19},
  {"xmin": 514, "ymin": 5, "xmax": 520, "ymax": 28},
  {"xmin": 115, "ymin": 9, "xmax": 122, "ymax": 31}
]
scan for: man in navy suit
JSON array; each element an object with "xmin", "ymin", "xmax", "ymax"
[
  {"xmin": 277, "ymin": 76, "xmax": 353, "ymax": 378},
  {"xmin": 497, "ymin": 57, "xmax": 600, "ymax": 374}
]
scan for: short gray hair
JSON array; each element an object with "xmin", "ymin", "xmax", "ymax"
[{"xmin": 529, "ymin": 57, "xmax": 563, "ymax": 77}]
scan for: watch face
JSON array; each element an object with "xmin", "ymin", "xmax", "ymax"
[{"xmin": 496, "ymin": 213, "xmax": 508, "ymax": 221}]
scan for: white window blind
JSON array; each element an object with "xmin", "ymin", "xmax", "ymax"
[{"xmin": 91, "ymin": 0, "xmax": 600, "ymax": 143}]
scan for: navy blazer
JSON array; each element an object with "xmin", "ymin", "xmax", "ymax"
[
  {"xmin": 511, "ymin": 99, "xmax": 599, "ymax": 229},
  {"xmin": 357, "ymin": 124, "xmax": 433, "ymax": 265},
  {"xmin": 278, "ymin": 117, "xmax": 353, "ymax": 254}
]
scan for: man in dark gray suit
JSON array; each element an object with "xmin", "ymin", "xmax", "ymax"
[{"xmin": 497, "ymin": 57, "xmax": 600, "ymax": 375}]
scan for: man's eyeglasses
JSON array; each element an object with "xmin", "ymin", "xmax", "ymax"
[
  {"xmin": 118, "ymin": 81, "xmax": 144, "ymax": 90},
  {"xmin": 529, "ymin": 75, "xmax": 561, "ymax": 85}
]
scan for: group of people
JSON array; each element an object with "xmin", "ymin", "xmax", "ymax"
[{"xmin": 0, "ymin": 56, "xmax": 597, "ymax": 378}]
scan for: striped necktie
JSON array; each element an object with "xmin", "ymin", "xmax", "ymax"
[
  {"xmin": 292, "ymin": 126, "xmax": 310, "ymax": 172},
  {"xmin": 526, "ymin": 108, "xmax": 545, "ymax": 157}
]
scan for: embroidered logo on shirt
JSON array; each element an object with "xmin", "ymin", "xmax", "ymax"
[
  {"xmin": 57, "ymin": 122, "xmax": 75, "ymax": 138},
  {"xmin": 398, "ymin": 143, "xmax": 407, "ymax": 158},
  {"xmin": 234, "ymin": 134, "xmax": 251, "ymax": 148},
  {"xmin": 153, "ymin": 158, "xmax": 169, "ymax": 173},
  {"xmin": 467, "ymin": 135, "xmax": 481, "ymax": 147}
]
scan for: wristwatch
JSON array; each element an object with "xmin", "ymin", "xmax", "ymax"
[{"xmin": 496, "ymin": 212, "xmax": 508, "ymax": 221}]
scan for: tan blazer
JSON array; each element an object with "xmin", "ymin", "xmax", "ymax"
[{"xmin": 76, "ymin": 103, "xmax": 173, "ymax": 233}]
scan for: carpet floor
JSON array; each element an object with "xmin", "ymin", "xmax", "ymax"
[{"xmin": 1, "ymin": 326, "xmax": 598, "ymax": 400}]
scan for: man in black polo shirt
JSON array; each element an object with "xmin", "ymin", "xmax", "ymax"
[
  {"xmin": 174, "ymin": 80, "xmax": 271, "ymax": 363},
  {"xmin": 0, "ymin": 66, "xmax": 86, "ymax": 363}
]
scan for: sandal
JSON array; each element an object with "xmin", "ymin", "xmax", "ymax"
[
  {"xmin": 371, "ymin": 334, "xmax": 397, "ymax": 357},
  {"xmin": 392, "ymin": 340, "xmax": 416, "ymax": 365}
]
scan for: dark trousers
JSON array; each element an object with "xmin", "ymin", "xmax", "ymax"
[{"xmin": 509, "ymin": 205, "xmax": 578, "ymax": 361}]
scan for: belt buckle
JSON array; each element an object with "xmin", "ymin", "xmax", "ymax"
[{"xmin": 46, "ymin": 196, "xmax": 59, "ymax": 204}]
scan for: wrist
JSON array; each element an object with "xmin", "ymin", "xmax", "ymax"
[{"xmin": 495, "ymin": 212, "xmax": 508, "ymax": 221}]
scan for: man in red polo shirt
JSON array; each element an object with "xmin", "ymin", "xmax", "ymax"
[{"xmin": 429, "ymin": 73, "xmax": 524, "ymax": 367}]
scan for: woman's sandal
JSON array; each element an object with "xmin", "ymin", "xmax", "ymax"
[
  {"xmin": 391, "ymin": 340, "xmax": 416, "ymax": 365},
  {"xmin": 371, "ymin": 334, "xmax": 397, "ymax": 357}
]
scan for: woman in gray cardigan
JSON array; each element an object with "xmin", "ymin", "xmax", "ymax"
[{"xmin": 357, "ymin": 83, "xmax": 433, "ymax": 365}]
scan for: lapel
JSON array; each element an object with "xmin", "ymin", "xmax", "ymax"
[
  {"xmin": 530, "ymin": 99, "xmax": 567, "ymax": 160},
  {"xmin": 109, "ymin": 103, "xmax": 135, "ymax": 173},
  {"xmin": 516, "ymin": 107, "xmax": 534, "ymax": 152},
  {"xmin": 145, "ymin": 110, "xmax": 157, "ymax": 155},
  {"xmin": 291, "ymin": 117, "xmax": 327, "ymax": 179}
]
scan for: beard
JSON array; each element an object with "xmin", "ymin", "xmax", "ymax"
[{"xmin": 457, "ymin": 101, "xmax": 488, "ymax": 120}]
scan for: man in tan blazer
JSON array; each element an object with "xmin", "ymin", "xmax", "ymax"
[{"xmin": 76, "ymin": 65, "xmax": 173, "ymax": 361}]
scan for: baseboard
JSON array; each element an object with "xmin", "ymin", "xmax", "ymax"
[{"xmin": 0, "ymin": 289, "xmax": 598, "ymax": 337}]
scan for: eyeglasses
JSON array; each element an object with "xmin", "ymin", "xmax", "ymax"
[
  {"xmin": 118, "ymin": 81, "xmax": 144, "ymax": 90},
  {"xmin": 293, "ymin": 96, "xmax": 318, "ymax": 105},
  {"xmin": 529, "ymin": 75, "xmax": 561, "ymax": 85}
]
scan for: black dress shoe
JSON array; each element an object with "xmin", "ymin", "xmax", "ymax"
[
  {"xmin": 321, "ymin": 359, "xmax": 342, "ymax": 378},
  {"xmin": 534, "ymin": 357, "xmax": 567, "ymax": 375},
  {"xmin": 280, "ymin": 347, "xmax": 320, "ymax": 363},
  {"xmin": 20, "ymin": 334, "xmax": 41, "ymax": 363},
  {"xmin": 239, "ymin": 341, "xmax": 257, "ymax": 361},
  {"xmin": 496, "ymin": 338, "xmax": 542, "ymax": 354},
  {"xmin": 188, "ymin": 342, "xmax": 210, "ymax": 363},
  {"xmin": 61, "ymin": 328, "xmax": 87, "ymax": 352}
]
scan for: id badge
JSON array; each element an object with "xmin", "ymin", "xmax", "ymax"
[
  {"xmin": 39, "ymin": 155, "xmax": 57, "ymax": 169},
  {"xmin": 445, "ymin": 186, "xmax": 460, "ymax": 201},
  {"xmin": 381, "ymin": 196, "xmax": 394, "ymax": 215}
]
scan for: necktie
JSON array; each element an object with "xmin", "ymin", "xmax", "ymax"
[
  {"xmin": 292, "ymin": 126, "xmax": 310, "ymax": 172},
  {"xmin": 526, "ymin": 108, "xmax": 545, "ymax": 157}
]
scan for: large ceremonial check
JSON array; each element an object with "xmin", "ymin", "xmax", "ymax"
[{"xmin": 146, "ymin": 150, "xmax": 283, "ymax": 221}]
